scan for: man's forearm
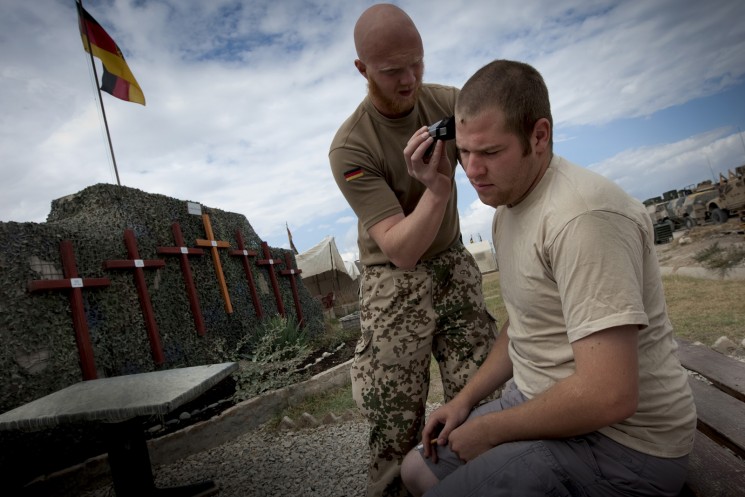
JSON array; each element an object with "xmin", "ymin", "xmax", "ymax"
[
  {"xmin": 369, "ymin": 187, "xmax": 450, "ymax": 268},
  {"xmin": 478, "ymin": 325, "xmax": 639, "ymax": 446}
]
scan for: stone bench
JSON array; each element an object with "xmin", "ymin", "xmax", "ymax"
[{"xmin": 0, "ymin": 362, "xmax": 237, "ymax": 497}]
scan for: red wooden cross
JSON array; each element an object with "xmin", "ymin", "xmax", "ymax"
[
  {"xmin": 103, "ymin": 229, "xmax": 166, "ymax": 365},
  {"xmin": 229, "ymin": 229, "xmax": 264, "ymax": 319},
  {"xmin": 257, "ymin": 241, "xmax": 285, "ymax": 316},
  {"xmin": 195, "ymin": 214, "xmax": 233, "ymax": 314},
  {"xmin": 156, "ymin": 222, "xmax": 207, "ymax": 336},
  {"xmin": 280, "ymin": 252, "xmax": 304, "ymax": 327},
  {"xmin": 28, "ymin": 240, "xmax": 110, "ymax": 380}
]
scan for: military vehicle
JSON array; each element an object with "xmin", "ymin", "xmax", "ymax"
[
  {"xmin": 677, "ymin": 187, "xmax": 719, "ymax": 228},
  {"xmin": 707, "ymin": 169, "xmax": 745, "ymax": 223},
  {"xmin": 648, "ymin": 185, "xmax": 716, "ymax": 229}
]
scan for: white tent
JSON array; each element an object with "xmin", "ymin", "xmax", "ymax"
[
  {"xmin": 466, "ymin": 240, "xmax": 498, "ymax": 274},
  {"xmin": 344, "ymin": 260, "xmax": 361, "ymax": 279},
  {"xmin": 296, "ymin": 236, "xmax": 359, "ymax": 309}
]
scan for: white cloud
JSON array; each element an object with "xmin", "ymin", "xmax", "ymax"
[
  {"xmin": 1, "ymin": 0, "xmax": 744, "ymax": 256},
  {"xmin": 590, "ymin": 129, "xmax": 745, "ymax": 201}
]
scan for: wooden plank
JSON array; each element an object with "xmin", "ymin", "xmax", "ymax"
[
  {"xmin": 688, "ymin": 377, "xmax": 745, "ymax": 459},
  {"xmin": 685, "ymin": 431, "xmax": 745, "ymax": 497},
  {"xmin": 677, "ymin": 339, "xmax": 745, "ymax": 402}
]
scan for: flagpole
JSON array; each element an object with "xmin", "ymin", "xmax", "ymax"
[{"xmin": 77, "ymin": 0, "xmax": 122, "ymax": 186}]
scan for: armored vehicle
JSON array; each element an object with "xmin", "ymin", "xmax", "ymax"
[{"xmin": 707, "ymin": 169, "xmax": 745, "ymax": 223}]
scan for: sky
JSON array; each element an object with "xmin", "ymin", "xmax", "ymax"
[{"xmin": 2, "ymin": 0, "xmax": 744, "ymax": 264}]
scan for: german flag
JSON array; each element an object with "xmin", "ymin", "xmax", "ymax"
[
  {"xmin": 344, "ymin": 167, "xmax": 364, "ymax": 182},
  {"xmin": 77, "ymin": 2, "xmax": 145, "ymax": 105}
]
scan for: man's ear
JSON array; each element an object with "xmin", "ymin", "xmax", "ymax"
[
  {"xmin": 533, "ymin": 118, "xmax": 551, "ymax": 152},
  {"xmin": 354, "ymin": 59, "xmax": 368, "ymax": 79}
]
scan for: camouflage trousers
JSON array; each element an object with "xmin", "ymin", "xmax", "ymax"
[{"xmin": 352, "ymin": 243, "xmax": 497, "ymax": 497}]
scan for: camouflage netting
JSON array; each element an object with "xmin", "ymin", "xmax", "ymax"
[
  {"xmin": 0, "ymin": 183, "xmax": 324, "ymax": 486},
  {"xmin": 0, "ymin": 184, "xmax": 324, "ymax": 487}
]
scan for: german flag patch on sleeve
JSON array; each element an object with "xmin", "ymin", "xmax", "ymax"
[{"xmin": 344, "ymin": 167, "xmax": 364, "ymax": 182}]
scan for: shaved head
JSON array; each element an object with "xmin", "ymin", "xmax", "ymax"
[
  {"xmin": 354, "ymin": 4, "xmax": 422, "ymax": 64},
  {"xmin": 352, "ymin": 4, "xmax": 424, "ymax": 117}
]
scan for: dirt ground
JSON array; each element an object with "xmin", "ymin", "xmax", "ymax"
[{"xmin": 654, "ymin": 217, "xmax": 745, "ymax": 269}]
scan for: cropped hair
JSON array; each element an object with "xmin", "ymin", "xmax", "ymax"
[{"xmin": 456, "ymin": 60, "xmax": 553, "ymax": 155}]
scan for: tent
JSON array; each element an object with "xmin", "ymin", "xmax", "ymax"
[
  {"xmin": 466, "ymin": 240, "xmax": 498, "ymax": 274},
  {"xmin": 296, "ymin": 236, "xmax": 359, "ymax": 311}
]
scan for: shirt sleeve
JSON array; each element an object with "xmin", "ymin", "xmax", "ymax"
[
  {"xmin": 548, "ymin": 211, "xmax": 650, "ymax": 343},
  {"xmin": 329, "ymin": 146, "xmax": 403, "ymax": 232}
]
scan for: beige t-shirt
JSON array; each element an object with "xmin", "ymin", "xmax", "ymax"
[
  {"xmin": 494, "ymin": 155, "xmax": 696, "ymax": 458},
  {"xmin": 329, "ymin": 84, "xmax": 461, "ymax": 266}
]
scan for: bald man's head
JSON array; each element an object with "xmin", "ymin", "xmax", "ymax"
[
  {"xmin": 352, "ymin": 4, "xmax": 424, "ymax": 117},
  {"xmin": 354, "ymin": 4, "xmax": 422, "ymax": 64}
]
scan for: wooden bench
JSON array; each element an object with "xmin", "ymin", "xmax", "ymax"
[{"xmin": 676, "ymin": 339, "xmax": 745, "ymax": 496}]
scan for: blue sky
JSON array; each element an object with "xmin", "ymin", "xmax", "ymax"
[{"xmin": 1, "ymin": 0, "xmax": 744, "ymax": 263}]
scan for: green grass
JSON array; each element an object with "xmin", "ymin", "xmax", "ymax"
[
  {"xmin": 274, "ymin": 271, "xmax": 745, "ymax": 426},
  {"xmin": 662, "ymin": 275, "xmax": 745, "ymax": 345},
  {"xmin": 692, "ymin": 242, "xmax": 745, "ymax": 277},
  {"xmin": 268, "ymin": 385, "xmax": 359, "ymax": 428}
]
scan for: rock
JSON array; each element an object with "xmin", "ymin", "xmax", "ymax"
[
  {"xmin": 322, "ymin": 412, "xmax": 341, "ymax": 424},
  {"xmin": 279, "ymin": 416, "xmax": 296, "ymax": 431},
  {"xmin": 678, "ymin": 236, "xmax": 692, "ymax": 245},
  {"xmin": 148, "ymin": 424, "xmax": 162, "ymax": 433},
  {"xmin": 298, "ymin": 412, "xmax": 320, "ymax": 428},
  {"xmin": 712, "ymin": 336, "xmax": 738, "ymax": 355},
  {"xmin": 179, "ymin": 411, "xmax": 192, "ymax": 421}
]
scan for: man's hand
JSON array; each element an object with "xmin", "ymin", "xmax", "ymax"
[
  {"xmin": 404, "ymin": 126, "xmax": 452, "ymax": 197},
  {"xmin": 447, "ymin": 415, "xmax": 497, "ymax": 462},
  {"xmin": 421, "ymin": 397, "xmax": 471, "ymax": 463},
  {"xmin": 365, "ymin": 127, "xmax": 454, "ymax": 268}
]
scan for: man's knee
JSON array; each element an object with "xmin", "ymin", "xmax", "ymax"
[{"xmin": 401, "ymin": 448, "xmax": 439, "ymax": 497}]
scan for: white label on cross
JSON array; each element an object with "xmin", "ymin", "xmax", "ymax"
[
  {"xmin": 211, "ymin": 241, "xmax": 217, "ymax": 247},
  {"xmin": 243, "ymin": 249, "xmax": 249, "ymax": 256},
  {"xmin": 135, "ymin": 259, "xmax": 144, "ymax": 268},
  {"xmin": 70, "ymin": 278, "xmax": 83, "ymax": 288},
  {"xmin": 269, "ymin": 260, "xmax": 274, "ymax": 265},
  {"xmin": 180, "ymin": 247, "xmax": 189, "ymax": 254},
  {"xmin": 187, "ymin": 201, "xmax": 202, "ymax": 215}
]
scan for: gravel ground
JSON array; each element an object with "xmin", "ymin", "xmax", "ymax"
[
  {"xmin": 73, "ymin": 360, "xmax": 448, "ymax": 497},
  {"xmin": 81, "ymin": 403, "xmax": 446, "ymax": 497},
  {"xmin": 157, "ymin": 421, "xmax": 369, "ymax": 497},
  {"xmin": 83, "ymin": 420, "xmax": 370, "ymax": 497}
]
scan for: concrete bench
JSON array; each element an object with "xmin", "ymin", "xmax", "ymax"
[
  {"xmin": 677, "ymin": 339, "xmax": 745, "ymax": 496},
  {"xmin": 0, "ymin": 362, "xmax": 237, "ymax": 497}
]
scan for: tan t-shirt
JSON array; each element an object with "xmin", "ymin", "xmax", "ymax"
[
  {"xmin": 329, "ymin": 84, "xmax": 461, "ymax": 266},
  {"xmin": 494, "ymin": 155, "xmax": 696, "ymax": 458}
]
